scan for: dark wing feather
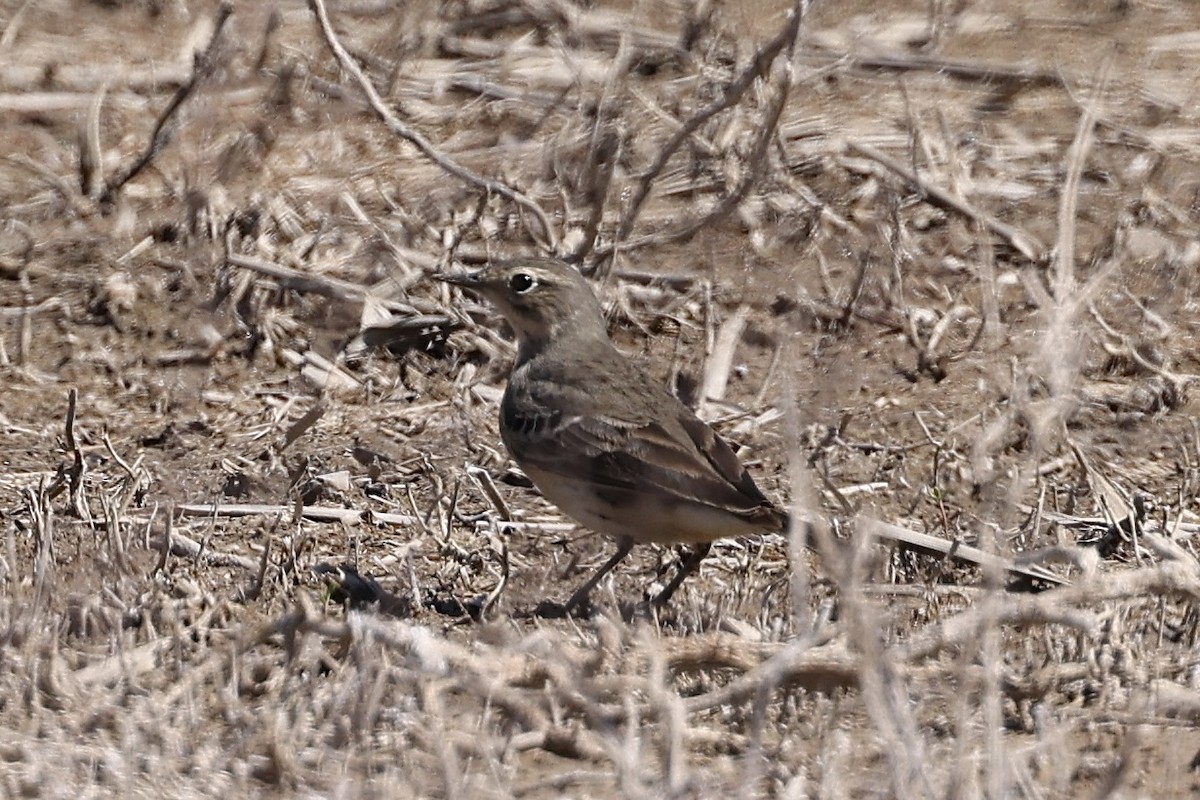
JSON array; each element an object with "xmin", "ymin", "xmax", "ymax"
[{"xmin": 502, "ymin": 399, "xmax": 775, "ymax": 517}]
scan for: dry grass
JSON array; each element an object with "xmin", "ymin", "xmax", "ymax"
[{"xmin": 4, "ymin": 0, "xmax": 1200, "ymax": 797}]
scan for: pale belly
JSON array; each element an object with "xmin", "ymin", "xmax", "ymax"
[{"xmin": 521, "ymin": 465, "xmax": 771, "ymax": 545}]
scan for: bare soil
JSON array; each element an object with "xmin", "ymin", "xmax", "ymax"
[{"xmin": 3, "ymin": 0, "xmax": 1200, "ymax": 797}]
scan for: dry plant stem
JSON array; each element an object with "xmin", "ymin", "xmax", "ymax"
[
  {"xmin": 641, "ymin": 636, "xmax": 687, "ymax": 795},
  {"xmin": 466, "ymin": 465, "xmax": 513, "ymax": 616},
  {"xmin": 802, "ymin": 47, "xmax": 1069, "ymax": 88},
  {"xmin": 465, "ymin": 464, "xmax": 512, "ymax": 522},
  {"xmin": 154, "ymin": 512, "xmax": 172, "ymax": 574},
  {"xmin": 78, "ymin": 84, "xmax": 105, "ymax": 198},
  {"xmin": 174, "ymin": 502, "xmax": 422, "ymax": 528},
  {"xmin": 846, "ymin": 139, "xmax": 1045, "ymax": 262},
  {"xmin": 281, "ymin": 402, "xmax": 326, "ymax": 452},
  {"xmin": 1027, "ymin": 59, "xmax": 1112, "ymax": 458},
  {"xmin": 5, "ymin": 154, "xmax": 91, "ymax": 218},
  {"xmin": 150, "ymin": 525, "xmax": 258, "ymax": 571},
  {"xmin": 783, "ymin": 379, "xmax": 819, "ymax": 632},
  {"xmin": 24, "ymin": 483, "xmax": 54, "ymax": 615},
  {"xmin": 566, "ymin": 38, "xmax": 628, "ymax": 264},
  {"xmin": 682, "ymin": 638, "xmax": 856, "ymax": 712},
  {"xmin": 619, "ymin": 57, "xmax": 794, "ymax": 256},
  {"xmin": 1056, "ymin": 53, "xmax": 1113, "ymax": 297},
  {"xmin": 600, "ymin": 0, "xmax": 808, "ymax": 270},
  {"xmin": 98, "ymin": 3, "xmax": 233, "ymax": 208},
  {"xmin": 307, "ymin": 0, "xmax": 558, "ymax": 250},
  {"xmin": 898, "ymin": 596, "xmax": 1094, "ymax": 663},
  {"xmin": 72, "ymin": 636, "xmax": 178, "ymax": 689},
  {"xmin": 101, "ymin": 431, "xmax": 146, "ymax": 529},
  {"xmin": 62, "ymin": 388, "xmax": 87, "ymax": 520},
  {"xmin": 700, "ymin": 305, "xmax": 748, "ymax": 413},
  {"xmin": 569, "ymin": 128, "xmax": 620, "ymax": 264},
  {"xmin": 0, "ymin": 0, "xmax": 33, "ymax": 49},
  {"xmin": 479, "ymin": 527, "xmax": 509, "ymax": 619},
  {"xmin": 248, "ymin": 533, "xmax": 272, "ymax": 600},
  {"xmin": 980, "ymin": 595, "xmax": 1005, "ymax": 799},
  {"xmin": 862, "ymin": 517, "xmax": 1067, "ymax": 585},
  {"xmin": 225, "ymin": 251, "xmax": 423, "ymax": 312},
  {"xmin": 975, "ymin": 219, "xmax": 1002, "ymax": 348},
  {"xmin": 840, "ymin": 531, "xmax": 936, "ymax": 798}
]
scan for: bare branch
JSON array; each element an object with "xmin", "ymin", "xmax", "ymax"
[
  {"xmin": 98, "ymin": 2, "xmax": 234, "ymax": 208},
  {"xmin": 306, "ymin": 0, "xmax": 558, "ymax": 250},
  {"xmin": 845, "ymin": 139, "xmax": 1046, "ymax": 263},
  {"xmin": 595, "ymin": 0, "xmax": 809, "ymax": 273}
]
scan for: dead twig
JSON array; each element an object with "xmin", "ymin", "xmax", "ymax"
[
  {"xmin": 78, "ymin": 83, "xmax": 106, "ymax": 198},
  {"xmin": 619, "ymin": 56, "xmax": 795, "ymax": 258},
  {"xmin": 225, "ymin": 251, "xmax": 408, "ymax": 308},
  {"xmin": 306, "ymin": 0, "xmax": 558, "ymax": 250},
  {"xmin": 154, "ymin": 512, "xmax": 172, "ymax": 574},
  {"xmin": 150, "ymin": 527, "xmax": 259, "ymax": 571},
  {"xmin": 0, "ymin": 0, "xmax": 33, "ymax": 50},
  {"xmin": 465, "ymin": 464, "xmax": 513, "ymax": 523},
  {"xmin": 98, "ymin": 2, "xmax": 234, "ymax": 208},
  {"xmin": 1055, "ymin": 52, "xmax": 1114, "ymax": 298},
  {"xmin": 176, "ymin": 502, "xmax": 415, "ymax": 527},
  {"xmin": 684, "ymin": 639, "xmax": 859, "ymax": 713},
  {"xmin": 803, "ymin": 47, "xmax": 1068, "ymax": 89},
  {"xmin": 52, "ymin": 388, "xmax": 89, "ymax": 521},
  {"xmin": 845, "ymin": 139, "xmax": 1045, "ymax": 262},
  {"xmin": 4, "ymin": 154, "xmax": 92, "ymax": 217},
  {"xmin": 860, "ymin": 517, "xmax": 1069, "ymax": 586},
  {"xmin": 699, "ymin": 305, "xmax": 749, "ymax": 416},
  {"xmin": 596, "ymin": 0, "xmax": 809, "ymax": 273}
]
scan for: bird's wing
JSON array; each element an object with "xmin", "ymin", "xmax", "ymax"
[{"xmin": 502, "ymin": 401, "xmax": 775, "ymax": 517}]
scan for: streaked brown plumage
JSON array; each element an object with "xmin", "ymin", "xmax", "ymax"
[{"xmin": 437, "ymin": 257, "xmax": 785, "ymax": 614}]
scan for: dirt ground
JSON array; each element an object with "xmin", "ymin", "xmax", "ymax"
[{"xmin": 4, "ymin": 0, "xmax": 1200, "ymax": 797}]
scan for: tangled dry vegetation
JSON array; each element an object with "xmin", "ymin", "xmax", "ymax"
[{"xmin": 5, "ymin": 0, "xmax": 1200, "ymax": 796}]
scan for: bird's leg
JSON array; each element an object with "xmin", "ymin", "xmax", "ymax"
[
  {"xmin": 651, "ymin": 542, "xmax": 713, "ymax": 607},
  {"xmin": 559, "ymin": 536, "xmax": 635, "ymax": 616}
]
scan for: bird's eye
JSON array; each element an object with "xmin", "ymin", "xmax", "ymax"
[{"xmin": 509, "ymin": 272, "xmax": 537, "ymax": 294}]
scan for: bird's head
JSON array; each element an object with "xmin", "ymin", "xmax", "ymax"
[{"xmin": 436, "ymin": 258, "xmax": 607, "ymax": 358}]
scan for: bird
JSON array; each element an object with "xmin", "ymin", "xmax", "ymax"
[{"xmin": 436, "ymin": 257, "xmax": 787, "ymax": 615}]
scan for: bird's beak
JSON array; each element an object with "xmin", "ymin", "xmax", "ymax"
[{"xmin": 432, "ymin": 270, "xmax": 480, "ymax": 287}]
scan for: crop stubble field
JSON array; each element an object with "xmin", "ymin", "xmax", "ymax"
[{"xmin": 3, "ymin": 0, "xmax": 1200, "ymax": 797}]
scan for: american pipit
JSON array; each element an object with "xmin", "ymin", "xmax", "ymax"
[{"xmin": 437, "ymin": 257, "xmax": 786, "ymax": 614}]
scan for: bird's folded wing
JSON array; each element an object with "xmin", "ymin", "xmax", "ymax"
[{"xmin": 505, "ymin": 410, "xmax": 772, "ymax": 515}]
